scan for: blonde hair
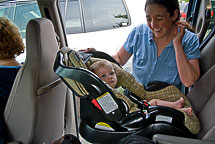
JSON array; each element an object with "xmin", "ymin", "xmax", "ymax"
[
  {"xmin": 89, "ymin": 60, "xmax": 113, "ymax": 73},
  {"xmin": 0, "ymin": 17, "xmax": 25, "ymax": 60}
]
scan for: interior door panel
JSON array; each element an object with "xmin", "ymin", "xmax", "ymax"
[{"xmin": 195, "ymin": 0, "xmax": 211, "ymax": 42}]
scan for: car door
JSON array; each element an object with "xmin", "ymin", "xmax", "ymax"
[
  {"xmin": 186, "ymin": 0, "xmax": 215, "ymax": 76},
  {"xmin": 186, "ymin": 0, "xmax": 212, "ymax": 43}
]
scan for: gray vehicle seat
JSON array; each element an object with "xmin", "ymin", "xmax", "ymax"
[
  {"xmin": 187, "ymin": 64, "xmax": 215, "ymax": 141},
  {"xmin": 4, "ymin": 18, "xmax": 68, "ymax": 144},
  {"xmin": 153, "ymin": 64, "xmax": 215, "ymax": 143},
  {"xmin": 199, "ymin": 33, "xmax": 215, "ymax": 77}
]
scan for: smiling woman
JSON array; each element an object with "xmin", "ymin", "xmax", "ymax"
[{"xmin": 113, "ymin": 0, "xmax": 200, "ymax": 91}]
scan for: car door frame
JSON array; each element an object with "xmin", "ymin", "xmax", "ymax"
[{"xmin": 187, "ymin": 0, "xmax": 211, "ymax": 43}]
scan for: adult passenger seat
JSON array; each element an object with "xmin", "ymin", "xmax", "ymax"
[
  {"xmin": 4, "ymin": 18, "xmax": 69, "ymax": 144},
  {"xmin": 153, "ymin": 64, "xmax": 215, "ymax": 143},
  {"xmin": 199, "ymin": 29, "xmax": 215, "ymax": 77}
]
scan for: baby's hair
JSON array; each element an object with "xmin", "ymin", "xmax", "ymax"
[{"xmin": 89, "ymin": 60, "xmax": 112, "ymax": 73}]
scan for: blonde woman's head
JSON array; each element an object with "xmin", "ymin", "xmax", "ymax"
[{"xmin": 0, "ymin": 17, "xmax": 25, "ymax": 60}]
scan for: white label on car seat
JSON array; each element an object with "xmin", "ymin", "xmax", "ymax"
[
  {"xmin": 97, "ymin": 92, "xmax": 118, "ymax": 114},
  {"xmin": 95, "ymin": 122, "xmax": 115, "ymax": 131},
  {"xmin": 155, "ymin": 115, "xmax": 173, "ymax": 123}
]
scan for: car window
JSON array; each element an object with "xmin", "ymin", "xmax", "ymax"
[
  {"xmin": 58, "ymin": 0, "xmax": 146, "ymax": 74},
  {"xmin": 205, "ymin": 0, "xmax": 215, "ymax": 38},
  {"xmin": 0, "ymin": 0, "xmax": 41, "ymax": 39},
  {"xmin": 196, "ymin": 0, "xmax": 215, "ymax": 40},
  {"xmin": 0, "ymin": 0, "xmax": 41, "ymax": 63},
  {"xmin": 185, "ymin": 0, "xmax": 215, "ymax": 41},
  {"xmin": 58, "ymin": 0, "xmax": 130, "ymax": 34},
  {"xmin": 58, "ymin": 0, "xmax": 82, "ymax": 34},
  {"xmin": 179, "ymin": 1, "xmax": 189, "ymax": 20}
]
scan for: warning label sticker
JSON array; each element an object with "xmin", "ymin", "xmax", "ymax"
[
  {"xmin": 155, "ymin": 115, "xmax": 173, "ymax": 123},
  {"xmin": 97, "ymin": 92, "xmax": 118, "ymax": 114}
]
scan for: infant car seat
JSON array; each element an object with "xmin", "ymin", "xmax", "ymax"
[{"xmin": 54, "ymin": 47, "xmax": 198, "ymax": 144}]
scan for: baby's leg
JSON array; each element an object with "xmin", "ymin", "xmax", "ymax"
[
  {"xmin": 149, "ymin": 97, "xmax": 184, "ymax": 109},
  {"xmin": 179, "ymin": 107, "xmax": 192, "ymax": 116}
]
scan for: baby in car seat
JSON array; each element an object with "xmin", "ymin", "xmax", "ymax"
[
  {"xmin": 89, "ymin": 59, "xmax": 192, "ymax": 116},
  {"xmin": 58, "ymin": 49, "xmax": 199, "ymax": 135}
]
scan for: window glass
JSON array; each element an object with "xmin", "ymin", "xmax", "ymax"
[
  {"xmin": 83, "ymin": 0, "xmax": 129, "ymax": 32},
  {"xmin": 59, "ymin": 0, "xmax": 130, "ymax": 34},
  {"xmin": 0, "ymin": 0, "xmax": 41, "ymax": 63},
  {"xmin": 200, "ymin": 0, "xmax": 215, "ymax": 40},
  {"xmin": 179, "ymin": 1, "xmax": 189, "ymax": 20},
  {"xmin": 58, "ymin": 0, "xmax": 146, "ymax": 73},
  {"xmin": 0, "ymin": 1, "xmax": 41, "ymax": 39},
  {"xmin": 59, "ymin": 0, "xmax": 83, "ymax": 34},
  {"xmin": 179, "ymin": 0, "xmax": 215, "ymax": 40},
  {"xmin": 205, "ymin": 0, "xmax": 215, "ymax": 37}
]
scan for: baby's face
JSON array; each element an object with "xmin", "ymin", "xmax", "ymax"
[{"xmin": 96, "ymin": 64, "xmax": 117, "ymax": 88}]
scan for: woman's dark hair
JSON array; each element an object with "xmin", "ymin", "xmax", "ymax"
[{"xmin": 145, "ymin": 0, "xmax": 180, "ymax": 21}]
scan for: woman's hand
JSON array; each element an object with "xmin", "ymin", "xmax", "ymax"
[
  {"xmin": 172, "ymin": 21, "xmax": 200, "ymax": 87},
  {"xmin": 172, "ymin": 21, "xmax": 186, "ymax": 46},
  {"xmin": 79, "ymin": 47, "xmax": 96, "ymax": 52}
]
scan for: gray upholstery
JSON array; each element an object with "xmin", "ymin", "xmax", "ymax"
[
  {"xmin": 153, "ymin": 64, "xmax": 215, "ymax": 144},
  {"xmin": 4, "ymin": 18, "xmax": 67, "ymax": 144},
  {"xmin": 187, "ymin": 64, "xmax": 215, "ymax": 141},
  {"xmin": 199, "ymin": 36, "xmax": 215, "ymax": 77},
  {"xmin": 153, "ymin": 134, "xmax": 215, "ymax": 144}
]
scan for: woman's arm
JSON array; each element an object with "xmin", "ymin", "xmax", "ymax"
[
  {"xmin": 112, "ymin": 46, "xmax": 132, "ymax": 66},
  {"xmin": 176, "ymin": 48, "xmax": 200, "ymax": 87},
  {"xmin": 174, "ymin": 45, "xmax": 200, "ymax": 87},
  {"xmin": 173, "ymin": 22, "xmax": 200, "ymax": 87},
  {"xmin": 80, "ymin": 46, "xmax": 132, "ymax": 66}
]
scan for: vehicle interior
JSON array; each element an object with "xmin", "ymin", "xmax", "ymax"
[{"xmin": 1, "ymin": 0, "xmax": 215, "ymax": 143}]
